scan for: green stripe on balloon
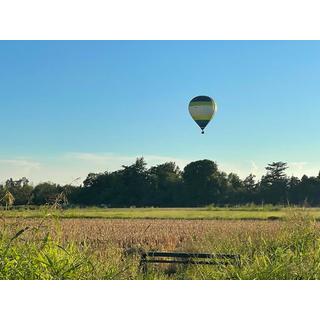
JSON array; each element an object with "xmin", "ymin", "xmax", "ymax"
[
  {"xmin": 189, "ymin": 101, "xmax": 214, "ymax": 107},
  {"xmin": 191, "ymin": 115, "xmax": 213, "ymax": 121}
]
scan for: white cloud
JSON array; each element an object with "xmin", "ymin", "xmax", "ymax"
[
  {"xmin": 0, "ymin": 159, "xmax": 41, "ymax": 184},
  {"xmin": 287, "ymin": 162, "xmax": 319, "ymax": 178},
  {"xmin": 250, "ymin": 161, "xmax": 260, "ymax": 177},
  {"xmin": 0, "ymin": 159, "xmax": 41, "ymax": 169},
  {"xmin": 66, "ymin": 152, "xmax": 191, "ymax": 171},
  {"xmin": 0, "ymin": 153, "xmax": 192, "ymax": 185},
  {"xmin": 289, "ymin": 162, "xmax": 308, "ymax": 171}
]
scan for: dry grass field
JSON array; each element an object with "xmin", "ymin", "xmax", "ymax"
[
  {"xmin": 2, "ymin": 217, "xmax": 286, "ymax": 251},
  {"xmin": 1, "ymin": 209, "xmax": 320, "ymax": 280}
]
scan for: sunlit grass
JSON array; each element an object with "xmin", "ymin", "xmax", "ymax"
[{"xmin": 1, "ymin": 206, "xmax": 319, "ymax": 220}]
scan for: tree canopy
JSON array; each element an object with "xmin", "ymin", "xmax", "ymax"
[{"xmin": 2, "ymin": 159, "xmax": 320, "ymax": 208}]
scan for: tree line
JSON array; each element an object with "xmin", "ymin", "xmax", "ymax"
[{"xmin": 1, "ymin": 158, "xmax": 320, "ymax": 208}]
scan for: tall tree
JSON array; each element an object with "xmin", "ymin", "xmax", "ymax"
[
  {"xmin": 226, "ymin": 173, "xmax": 245, "ymax": 204},
  {"xmin": 260, "ymin": 162, "xmax": 289, "ymax": 204},
  {"xmin": 296, "ymin": 175, "xmax": 320, "ymax": 206},
  {"xmin": 287, "ymin": 176, "xmax": 301, "ymax": 205},
  {"xmin": 149, "ymin": 162, "xmax": 182, "ymax": 206},
  {"xmin": 4, "ymin": 177, "xmax": 33, "ymax": 205},
  {"xmin": 32, "ymin": 182, "xmax": 62, "ymax": 205},
  {"xmin": 119, "ymin": 157, "xmax": 150, "ymax": 207},
  {"xmin": 182, "ymin": 160, "xmax": 227, "ymax": 206},
  {"xmin": 243, "ymin": 174, "xmax": 257, "ymax": 203}
]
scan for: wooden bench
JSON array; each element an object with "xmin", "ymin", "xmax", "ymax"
[{"xmin": 140, "ymin": 251, "xmax": 241, "ymax": 274}]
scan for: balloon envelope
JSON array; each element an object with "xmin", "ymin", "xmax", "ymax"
[{"xmin": 189, "ymin": 96, "xmax": 217, "ymax": 133}]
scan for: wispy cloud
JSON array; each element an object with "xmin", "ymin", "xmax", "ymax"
[
  {"xmin": 250, "ymin": 161, "xmax": 260, "ymax": 177},
  {"xmin": 66, "ymin": 152, "xmax": 191, "ymax": 171},
  {"xmin": 218, "ymin": 160, "xmax": 262, "ymax": 179},
  {"xmin": 0, "ymin": 153, "xmax": 193, "ymax": 185},
  {"xmin": 287, "ymin": 162, "xmax": 317, "ymax": 177},
  {"xmin": 289, "ymin": 162, "xmax": 308, "ymax": 171},
  {"xmin": 0, "ymin": 159, "xmax": 41, "ymax": 184},
  {"xmin": 0, "ymin": 159, "xmax": 41, "ymax": 168}
]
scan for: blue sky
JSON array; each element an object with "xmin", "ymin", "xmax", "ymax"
[{"xmin": 1, "ymin": 41, "xmax": 320, "ymax": 184}]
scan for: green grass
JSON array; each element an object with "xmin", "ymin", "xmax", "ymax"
[
  {"xmin": 1, "ymin": 206, "xmax": 320, "ymax": 220},
  {"xmin": 0, "ymin": 228, "xmax": 95, "ymax": 280}
]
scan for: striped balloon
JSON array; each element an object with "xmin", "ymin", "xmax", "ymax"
[{"xmin": 188, "ymin": 96, "xmax": 217, "ymax": 134}]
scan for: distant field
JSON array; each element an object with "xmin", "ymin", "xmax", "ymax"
[{"xmin": 1, "ymin": 206, "xmax": 319, "ymax": 220}]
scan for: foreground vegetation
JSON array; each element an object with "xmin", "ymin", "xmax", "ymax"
[{"xmin": 1, "ymin": 210, "xmax": 320, "ymax": 279}]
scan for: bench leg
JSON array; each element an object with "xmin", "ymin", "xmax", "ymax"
[{"xmin": 139, "ymin": 258, "xmax": 148, "ymax": 275}]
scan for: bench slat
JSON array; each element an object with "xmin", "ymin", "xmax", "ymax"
[
  {"xmin": 140, "ymin": 251, "xmax": 241, "ymax": 274},
  {"xmin": 144, "ymin": 259, "xmax": 237, "ymax": 266},
  {"xmin": 144, "ymin": 252, "xmax": 240, "ymax": 260}
]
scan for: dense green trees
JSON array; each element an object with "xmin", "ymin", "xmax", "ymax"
[
  {"xmin": 148, "ymin": 162, "xmax": 182, "ymax": 207},
  {"xmin": 260, "ymin": 162, "xmax": 289, "ymax": 204},
  {"xmin": 183, "ymin": 160, "xmax": 227, "ymax": 206},
  {"xmin": 2, "ymin": 178, "xmax": 33, "ymax": 205},
  {"xmin": 2, "ymin": 159, "xmax": 320, "ymax": 207},
  {"xmin": 32, "ymin": 182, "xmax": 63, "ymax": 205}
]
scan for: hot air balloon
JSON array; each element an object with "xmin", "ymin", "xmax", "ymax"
[{"xmin": 189, "ymin": 96, "xmax": 217, "ymax": 134}]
